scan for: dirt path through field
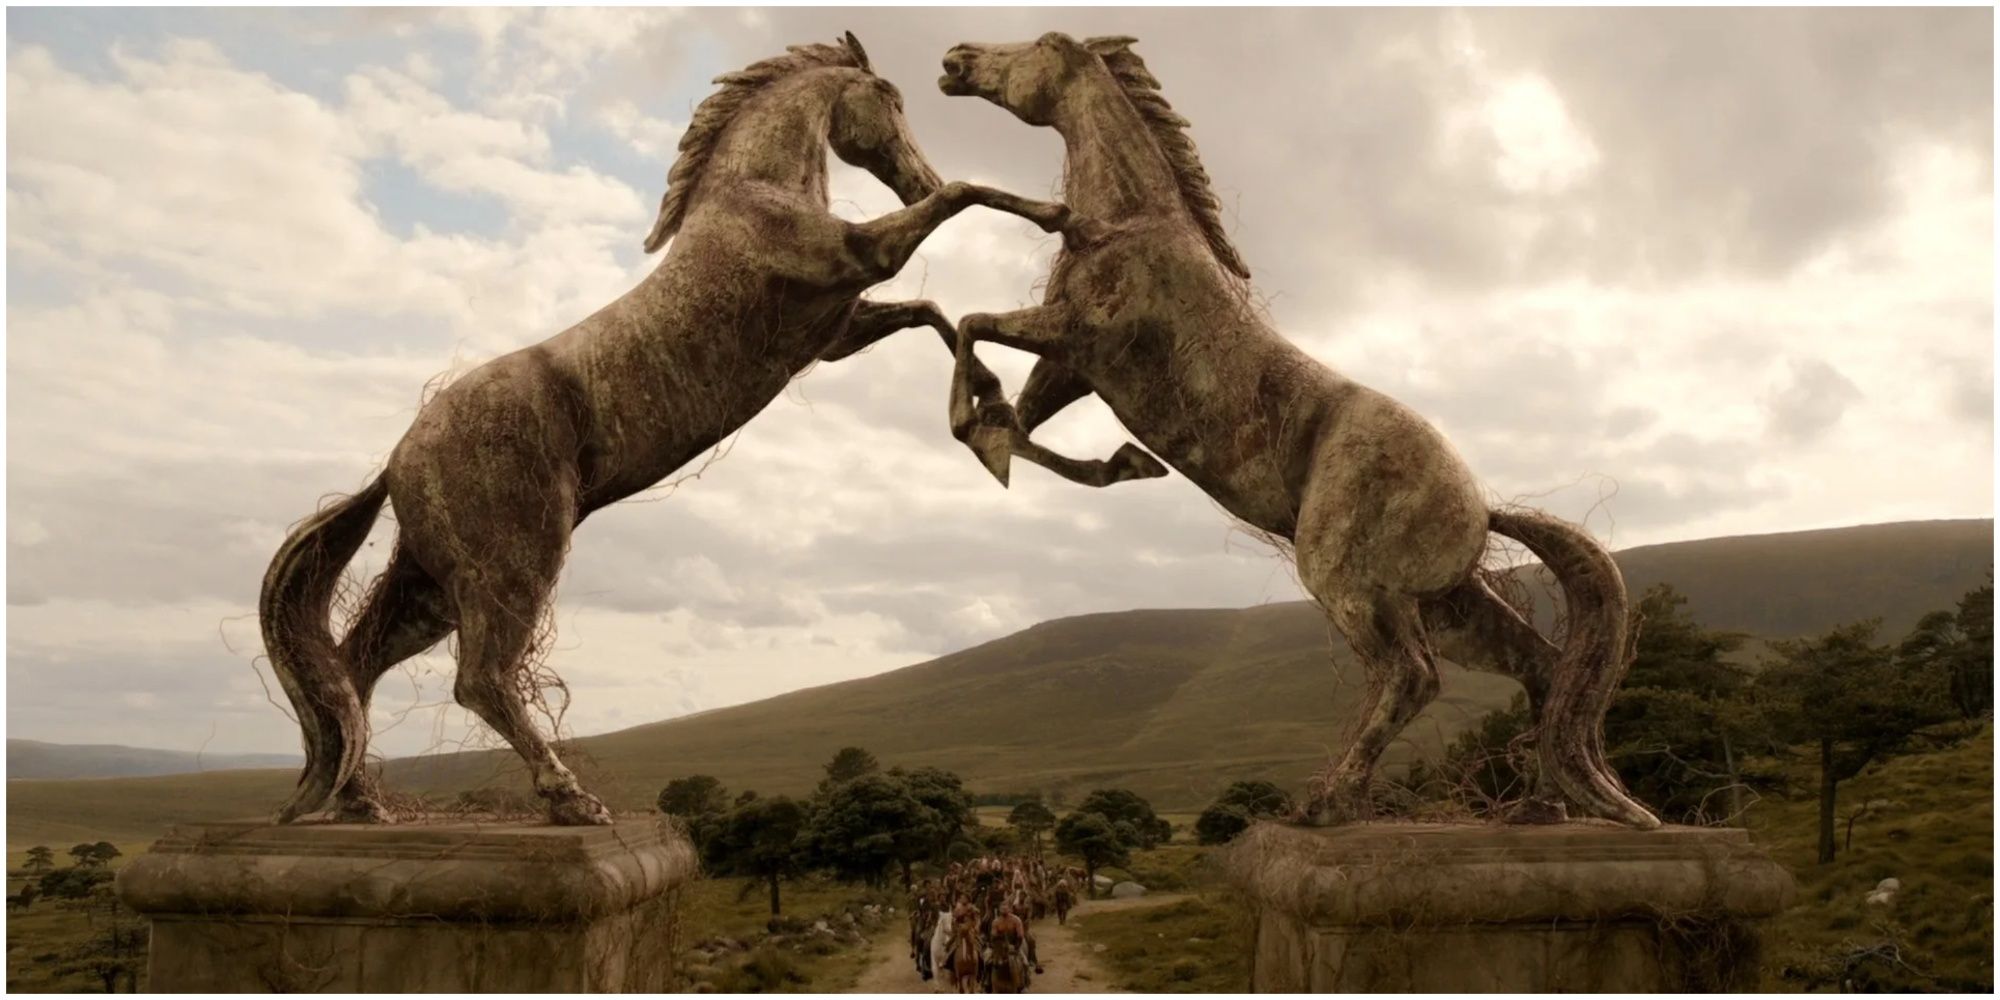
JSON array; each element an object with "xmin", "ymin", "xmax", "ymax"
[{"xmin": 849, "ymin": 893, "xmax": 1186, "ymax": 993}]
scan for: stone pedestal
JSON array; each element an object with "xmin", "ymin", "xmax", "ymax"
[
  {"xmin": 116, "ymin": 817, "xmax": 696, "ymax": 993},
  {"xmin": 1223, "ymin": 822, "xmax": 1796, "ymax": 992}
]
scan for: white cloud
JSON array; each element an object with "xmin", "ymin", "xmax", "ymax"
[
  {"xmin": 597, "ymin": 100, "xmax": 685, "ymax": 160},
  {"xmin": 1483, "ymin": 74, "xmax": 1601, "ymax": 195},
  {"xmin": 5, "ymin": 10, "xmax": 1989, "ymax": 755}
]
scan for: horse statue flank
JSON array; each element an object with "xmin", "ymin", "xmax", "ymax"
[
  {"xmin": 940, "ymin": 32, "xmax": 1660, "ymax": 829},
  {"xmin": 260, "ymin": 34, "xmax": 1162, "ymax": 828}
]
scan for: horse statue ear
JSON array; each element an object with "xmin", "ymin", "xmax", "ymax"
[
  {"xmin": 842, "ymin": 31, "xmax": 873, "ymax": 73},
  {"xmin": 1083, "ymin": 35, "xmax": 1138, "ymax": 56}
]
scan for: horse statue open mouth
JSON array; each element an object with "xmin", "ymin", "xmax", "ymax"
[
  {"xmin": 257, "ymin": 33, "xmax": 1166, "ymax": 828},
  {"xmin": 940, "ymin": 31, "xmax": 1660, "ymax": 829}
]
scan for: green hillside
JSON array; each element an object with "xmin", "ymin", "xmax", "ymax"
[
  {"xmin": 6, "ymin": 739, "xmax": 301, "ymax": 780},
  {"xmin": 7, "ymin": 518, "xmax": 1989, "ymax": 850},
  {"xmin": 1608, "ymin": 519, "xmax": 1992, "ymax": 638},
  {"xmin": 1749, "ymin": 726, "xmax": 1993, "ymax": 990}
]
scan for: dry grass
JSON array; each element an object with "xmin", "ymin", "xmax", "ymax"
[
  {"xmin": 1746, "ymin": 724, "xmax": 1993, "ymax": 991},
  {"xmin": 1065, "ymin": 844, "xmax": 1250, "ymax": 992},
  {"xmin": 678, "ymin": 873, "xmax": 897, "ymax": 992}
]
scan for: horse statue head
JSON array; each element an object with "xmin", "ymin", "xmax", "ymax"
[
  {"xmin": 940, "ymin": 31, "xmax": 1248, "ymax": 280},
  {"xmin": 644, "ymin": 32, "xmax": 940, "ymax": 252}
]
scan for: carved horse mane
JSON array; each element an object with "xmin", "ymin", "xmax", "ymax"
[
  {"xmin": 642, "ymin": 35, "xmax": 873, "ymax": 252},
  {"xmin": 1075, "ymin": 37, "xmax": 1249, "ymax": 281}
]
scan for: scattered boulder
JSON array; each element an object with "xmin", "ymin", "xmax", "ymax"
[
  {"xmin": 1111, "ymin": 881, "xmax": 1148, "ymax": 899},
  {"xmin": 811, "ymin": 920, "xmax": 832, "ymax": 935},
  {"xmin": 1867, "ymin": 876, "xmax": 1904, "ymax": 907}
]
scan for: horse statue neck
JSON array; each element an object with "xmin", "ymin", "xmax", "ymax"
[
  {"xmin": 1053, "ymin": 68, "xmax": 1182, "ymax": 223},
  {"xmin": 702, "ymin": 70, "xmax": 846, "ymax": 207}
]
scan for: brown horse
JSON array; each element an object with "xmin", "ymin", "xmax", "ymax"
[
  {"xmin": 940, "ymin": 33, "xmax": 1658, "ymax": 829},
  {"xmin": 1052, "ymin": 879, "xmax": 1074, "ymax": 925},
  {"xmin": 949, "ymin": 907, "xmax": 982, "ymax": 993},
  {"xmin": 987, "ymin": 919, "xmax": 1030, "ymax": 993},
  {"xmin": 260, "ymin": 34, "xmax": 1158, "ymax": 827}
]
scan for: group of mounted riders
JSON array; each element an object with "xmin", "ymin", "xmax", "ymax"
[{"xmin": 907, "ymin": 857, "xmax": 1081, "ymax": 993}]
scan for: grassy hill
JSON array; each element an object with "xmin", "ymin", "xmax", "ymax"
[
  {"xmin": 6, "ymin": 739, "xmax": 301, "ymax": 781},
  {"xmin": 7, "ymin": 518, "xmax": 1989, "ymax": 850},
  {"xmin": 1748, "ymin": 725, "xmax": 1993, "ymax": 991}
]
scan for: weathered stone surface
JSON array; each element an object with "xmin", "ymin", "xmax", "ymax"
[
  {"xmin": 940, "ymin": 30, "xmax": 1663, "ymax": 831},
  {"xmin": 1109, "ymin": 880, "xmax": 1147, "ymax": 898},
  {"xmin": 117, "ymin": 816, "xmax": 695, "ymax": 992},
  {"xmin": 1224, "ymin": 821, "xmax": 1796, "ymax": 992}
]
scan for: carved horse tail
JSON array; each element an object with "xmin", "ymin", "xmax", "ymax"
[
  {"xmin": 1487, "ymin": 507, "xmax": 1662, "ymax": 830},
  {"xmin": 261, "ymin": 475, "xmax": 388, "ymax": 823}
]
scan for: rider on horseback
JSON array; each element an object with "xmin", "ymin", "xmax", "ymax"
[{"xmin": 987, "ymin": 900, "xmax": 1034, "ymax": 992}]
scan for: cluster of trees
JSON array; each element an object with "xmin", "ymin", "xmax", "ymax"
[
  {"xmin": 15, "ymin": 841, "xmax": 144, "ymax": 991},
  {"xmin": 18, "ymin": 842, "xmax": 122, "ymax": 905},
  {"xmin": 658, "ymin": 747, "xmax": 975, "ymax": 916},
  {"xmin": 1049, "ymin": 789, "xmax": 1173, "ymax": 895},
  {"xmin": 1409, "ymin": 579, "xmax": 1991, "ymax": 864},
  {"xmin": 1194, "ymin": 781, "xmax": 1294, "ymax": 844},
  {"xmin": 660, "ymin": 751, "xmax": 1181, "ymax": 912}
]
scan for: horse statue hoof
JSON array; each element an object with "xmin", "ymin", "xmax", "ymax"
[
  {"xmin": 547, "ymin": 790, "xmax": 615, "ymax": 826},
  {"xmin": 967, "ymin": 425, "xmax": 1013, "ymax": 486}
]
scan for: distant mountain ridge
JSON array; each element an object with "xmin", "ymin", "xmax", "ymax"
[
  {"xmin": 6, "ymin": 739, "xmax": 302, "ymax": 781},
  {"xmin": 6, "ymin": 518, "xmax": 1989, "ymax": 848}
]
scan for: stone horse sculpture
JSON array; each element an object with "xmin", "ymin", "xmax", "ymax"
[
  {"xmin": 260, "ymin": 34, "xmax": 1159, "ymax": 827},
  {"xmin": 940, "ymin": 32, "xmax": 1660, "ymax": 829}
]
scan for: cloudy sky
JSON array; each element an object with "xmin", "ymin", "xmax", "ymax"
[{"xmin": 6, "ymin": 7, "xmax": 1992, "ymax": 757}]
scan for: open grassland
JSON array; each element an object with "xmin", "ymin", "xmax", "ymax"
[
  {"xmin": 1071, "ymin": 893, "xmax": 1252, "ymax": 992},
  {"xmin": 5, "ymin": 846, "xmax": 148, "ymax": 993},
  {"xmin": 1066, "ymin": 842, "xmax": 1253, "ymax": 992},
  {"xmin": 678, "ymin": 873, "xmax": 895, "ymax": 992},
  {"xmin": 1746, "ymin": 725, "xmax": 1994, "ymax": 991}
]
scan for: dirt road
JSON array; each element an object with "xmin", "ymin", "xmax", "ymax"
[{"xmin": 849, "ymin": 894, "xmax": 1184, "ymax": 994}]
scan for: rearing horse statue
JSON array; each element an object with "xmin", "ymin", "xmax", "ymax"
[
  {"xmin": 940, "ymin": 32, "xmax": 1660, "ymax": 828},
  {"xmin": 260, "ymin": 34, "xmax": 1159, "ymax": 827}
]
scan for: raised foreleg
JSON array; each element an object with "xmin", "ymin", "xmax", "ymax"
[
  {"xmin": 820, "ymin": 299, "xmax": 1001, "ymax": 405},
  {"xmin": 843, "ymin": 183, "xmax": 1072, "ymax": 285},
  {"xmin": 950, "ymin": 305, "xmax": 1167, "ymax": 487},
  {"xmin": 1015, "ymin": 359, "xmax": 1095, "ymax": 432},
  {"xmin": 827, "ymin": 300, "xmax": 1163, "ymax": 489}
]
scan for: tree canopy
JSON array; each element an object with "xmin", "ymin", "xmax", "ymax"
[
  {"xmin": 705, "ymin": 794, "xmax": 811, "ymax": 916},
  {"xmin": 1054, "ymin": 810, "xmax": 1129, "ymax": 897},
  {"xmin": 1757, "ymin": 618, "xmax": 1957, "ymax": 862},
  {"xmin": 657, "ymin": 774, "xmax": 732, "ymax": 851},
  {"xmin": 1071, "ymin": 788, "xmax": 1172, "ymax": 848},
  {"xmin": 1007, "ymin": 800, "xmax": 1057, "ymax": 854},
  {"xmin": 1195, "ymin": 780, "xmax": 1295, "ymax": 844},
  {"xmin": 805, "ymin": 772, "xmax": 931, "ymax": 887}
]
